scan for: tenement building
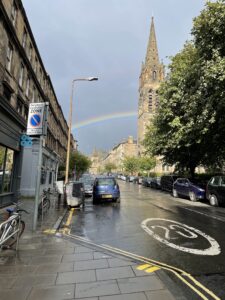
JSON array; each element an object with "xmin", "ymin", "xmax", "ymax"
[
  {"xmin": 101, "ymin": 136, "xmax": 138, "ymax": 173},
  {"xmin": 0, "ymin": 0, "xmax": 71, "ymax": 203},
  {"xmin": 137, "ymin": 17, "xmax": 174, "ymax": 174}
]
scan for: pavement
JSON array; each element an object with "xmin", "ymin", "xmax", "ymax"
[{"xmin": 0, "ymin": 195, "xmax": 176, "ymax": 300}]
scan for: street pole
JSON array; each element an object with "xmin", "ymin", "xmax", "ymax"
[
  {"xmin": 65, "ymin": 80, "xmax": 74, "ymax": 185},
  {"xmin": 65, "ymin": 77, "xmax": 98, "ymax": 185},
  {"xmin": 33, "ymin": 135, "xmax": 43, "ymax": 231}
]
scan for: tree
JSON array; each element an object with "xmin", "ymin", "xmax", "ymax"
[
  {"xmin": 122, "ymin": 156, "xmax": 139, "ymax": 175},
  {"xmin": 69, "ymin": 151, "xmax": 91, "ymax": 179},
  {"xmin": 104, "ymin": 162, "xmax": 117, "ymax": 173},
  {"xmin": 144, "ymin": 0, "xmax": 225, "ymax": 177},
  {"xmin": 138, "ymin": 156, "xmax": 156, "ymax": 176}
]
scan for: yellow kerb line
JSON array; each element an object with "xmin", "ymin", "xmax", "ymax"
[{"xmin": 63, "ymin": 208, "xmax": 74, "ymax": 234}]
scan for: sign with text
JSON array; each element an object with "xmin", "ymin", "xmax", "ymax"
[{"xmin": 27, "ymin": 103, "xmax": 48, "ymax": 136}]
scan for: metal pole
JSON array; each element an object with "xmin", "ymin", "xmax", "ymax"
[
  {"xmin": 33, "ymin": 135, "xmax": 43, "ymax": 231},
  {"xmin": 65, "ymin": 81, "xmax": 74, "ymax": 185}
]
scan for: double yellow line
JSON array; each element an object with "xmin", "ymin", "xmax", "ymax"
[{"xmin": 63, "ymin": 232, "xmax": 220, "ymax": 300}]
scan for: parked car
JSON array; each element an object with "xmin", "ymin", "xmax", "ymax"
[
  {"xmin": 206, "ymin": 176, "xmax": 225, "ymax": 206},
  {"xmin": 79, "ymin": 177, "xmax": 94, "ymax": 197},
  {"xmin": 173, "ymin": 178, "xmax": 205, "ymax": 201},
  {"xmin": 126, "ymin": 176, "xmax": 135, "ymax": 182},
  {"xmin": 161, "ymin": 175, "xmax": 179, "ymax": 193},
  {"xmin": 142, "ymin": 177, "xmax": 152, "ymax": 187},
  {"xmin": 150, "ymin": 177, "xmax": 161, "ymax": 189},
  {"xmin": 133, "ymin": 176, "xmax": 143, "ymax": 184},
  {"xmin": 93, "ymin": 176, "xmax": 120, "ymax": 204},
  {"xmin": 120, "ymin": 175, "xmax": 127, "ymax": 181}
]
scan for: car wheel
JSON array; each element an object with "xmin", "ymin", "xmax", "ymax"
[
  {"xmin": 189, "ymin": 191, "xmax": 197, "ymax": 202},
  {"xmin": 172, "ymin": 189, "xmax": 178, "ymax": 198},
  {"xmin": 209, "ymin": 194, "xmax": 219, "ymax": 207}
]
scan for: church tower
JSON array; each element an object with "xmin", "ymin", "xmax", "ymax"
[{"xmin": 138, "ymin": 17, "xmax": 164, "ymax": 153}]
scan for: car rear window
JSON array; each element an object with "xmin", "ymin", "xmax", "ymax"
[{"xmin": 96, "ymin": 178, "xmax": 116, "ymax": 186}]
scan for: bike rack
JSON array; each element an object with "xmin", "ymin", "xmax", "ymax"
[{"xmin": 0, "ymin": 214, "xmax": 20, "ymax": 251}]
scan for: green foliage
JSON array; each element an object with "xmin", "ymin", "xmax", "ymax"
[
  {"xmin": 122, "ymin": 156, "xmax": 139, "ymax": 175},
  {"xmin": 104, "ymin": 162, "xmax": 117, "ymax": 173},
  {"xmin": 144, "ymin": 0, "xmax": 225, "ymax": 177},
  {"xmin": 69, "ymin": 151, "xmax": 91, "ymax": 179},
  {"xmin": 138, "ymin": 156, "xmax": 156, "ymax": 175}
]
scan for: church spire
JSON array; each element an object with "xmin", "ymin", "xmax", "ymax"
[{"xmin": 145, "ymin": 17, "xmax": 159, "ymax": 67}]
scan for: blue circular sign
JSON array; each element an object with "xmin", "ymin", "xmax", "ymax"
[{"xmin": 30, "ymin": 114, "xmax": 41, "ymax": 127}]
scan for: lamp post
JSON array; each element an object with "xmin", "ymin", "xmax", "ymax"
[{"xmin": 65, "ymin": 77, "xmax": 98, "ymax": 184}]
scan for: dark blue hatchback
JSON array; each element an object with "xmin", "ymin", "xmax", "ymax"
[
  {"xmin": 172, "ymin": 178, "xmax": 205, "ymax": 202},
  {"xmin": 93, "ymin": 176, "xmax": 120, "ymax": 204}
]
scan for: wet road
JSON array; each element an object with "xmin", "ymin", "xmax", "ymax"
[{"xmin": 69, "ymin": 181, "xmax": 225, "ymax": 299}]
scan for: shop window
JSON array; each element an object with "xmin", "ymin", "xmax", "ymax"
[
  {"xmin": 0, "ymin": 145, "xmax": 14, "ymax": 194},
  {"xmin": 6, "ymin": 43, "xmax": 13, "ymax": 72}
]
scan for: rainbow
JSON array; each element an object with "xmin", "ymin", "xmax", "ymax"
[{"xmin": 72, "ymin": 111, "xmax": 137, "ymax": 129}]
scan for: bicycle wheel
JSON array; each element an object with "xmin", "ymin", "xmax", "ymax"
[{"xmin": 2, "ymin": 220, "xmax": 25, "ymax": 248}]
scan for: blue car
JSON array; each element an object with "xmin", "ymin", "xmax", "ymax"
[
  {"xmin": 172, "ymin": 178, "xmax": 205, "ymax": 202},
  {"xmin": 93, "ymin": 176, "xmax": 120, "ymax": 204}
]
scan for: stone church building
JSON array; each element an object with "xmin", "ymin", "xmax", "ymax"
[{"xmin": 138, "ymin": 17, "xmax": 174, "ymax": 173}]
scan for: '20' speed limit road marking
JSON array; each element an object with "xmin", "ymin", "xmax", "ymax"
[{"xmin": 141, "ymin": 218, "xmax": 221, "ymax": 256}]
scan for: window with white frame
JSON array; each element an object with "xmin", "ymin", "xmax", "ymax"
[
  {"xmin": 22, "ymin": 28, "xmax": 27, "ymax": 48},
  {"xmin": 28, "ymin": 43, "xmax": 33, "ymax": 61},
  {"xmin": 34, "ymin": 57, "xmax": 37, "ymax": 73},
  {"xmin": 26, "ymin": 76, "xmax": 30, "ymax": 96},
  {"xmin": 32, "ymin": 85, "xmax": 36, "ymax": 102},
  {"xmin": 6, "ymin": 43, "xmax": 13, "ymax": 72},
  {"xmin": 19, "ymin": 63, "xmax": 24, "ymax": 87},
  {"xmin": 11, "ymin": 1, "xmax": 17, "ymax": 26}
]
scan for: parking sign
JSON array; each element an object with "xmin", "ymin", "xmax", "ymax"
[{"xmin": 27, "ymin": 103, "xmax": 48, "ymax": 136}]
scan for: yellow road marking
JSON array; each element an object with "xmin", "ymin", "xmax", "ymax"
[
  {"xmin": 145, "ymin": 266, "xmax": 160, "ymax": 273},
  {"xmin": 63, "ymin": 208, "xmax": 74, "ymax": 234},
  {"xmin": 137, "ymin": 264, "xmax": 151, "ymax": 270},
  {"xmin": 43, "ymin": 229, "xmax": 56, "ymax": 234}
]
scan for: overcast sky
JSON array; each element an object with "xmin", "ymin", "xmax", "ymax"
[{"xmin": 22, "ymin": 0, "xmax": 205, "ymax": 155}]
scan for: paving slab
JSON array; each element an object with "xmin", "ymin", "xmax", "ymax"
[
  {"xmin": 93, "ymin": 251, "xmax": 113, "ymax": 259},
  {"xmin": 75, "ymin": 280, "xmax": 120, "ymax": 298},
  {"xmin": 56, "ymin": 269, "xmax": 96, "ymax": 284},
  {"xmin": 74, "ymin": 246, "xmax": 95, "ymax": 253},
  {"xmin": 99, "ymin": 293, "xmax": 148, "ymax": 300},
  {"xmin": 74, "ymin": 258, "xmax": 109, "ymax": 271},
  {"xmin": 96, "ymin": 266, "xmax": 135, "ymax": 281},
  {"xmin": 27, "ymin": 284, "xmax": 75, "ymax": 300},
  {"xmin": 0, "ymin": 288, "xmax": 31, "ymax": 300},
  {"xmin": 62, "ymin": 252, "xmax": 93, "ymax": 262},
  {"xmin": 145, "ymin": 290, "xmax": 175, "ymax": 300},
  {"xmin": 117, "ymin": 275, "xmax": 164, "ymax": 293},
  {"xmin": 35, "ymin": 262, "xmax": 74, "ymax": 274},
  {"xmin": 12, "ymin": 274, "xmax": 57, "ymax": 288},
  {"xmin": 107, "ymin": 258, "xmax": 135, "ymax": 268}
]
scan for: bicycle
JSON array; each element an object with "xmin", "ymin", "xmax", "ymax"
[
  {"xmin": 0, "ymin": 202, "xmax": 29, "ymax": 249},
  {"xmin": 38, "ymin": 188, "xmax": 51, "ymax": 218}
]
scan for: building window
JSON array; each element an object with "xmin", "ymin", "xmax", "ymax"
[
  {"xmin": 148, "ymin": 89, "xmax": 153, "ymax": 112},
  {"xmin": 3, "ymin": 83, "xmax": 12, "ymax": 102},
  {"xmin": 26, "ymin": 77, "xmax": 30, "ymax": 97},
  {"xmin": 28, "ymin": 43, "xmax": 33, "ymax": 61},
  {"xmin": 34, "ymin": 57, "xmax": 38, "ymax": 73},
  {"xmin": 24, "ymin": 106, "xmax": 28, "ymax": 121},
  {"xmin": 16, "ymin": 98, "xmax": 23, "ymax": 115},
  {"xmin": 39, "ymin": 67, "xmax": 42, "ymax": 84},
  {"xmin": 153, "ymin": 71, "xmax": 157, "ymax": 81},
  {"xmin": 11, "ymin": 1, "xmax": 17, "ymax": 26},
  {"xmin": 22, "ymin": 28, "xmax": 27, "ymax": 48},
  {"xmin": 32, "ymin": 86, "xmax": 36, "ymax": 102},
  {"xmin": 19, "ymin": 63, "xmax": 24, "ymax": 87},
  {"xmin": 6, "ymin": 43, "xmax": 13, "ymax": 72},
  {"xmin": 0, "ymin": 145, "xmax": 15, "ymax": 194}
]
